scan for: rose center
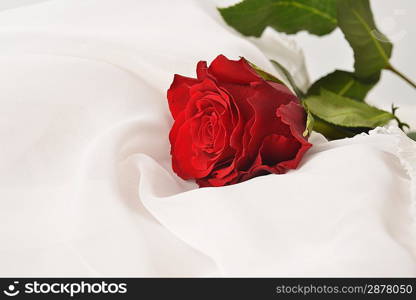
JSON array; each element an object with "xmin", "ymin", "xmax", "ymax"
[{"xmin": 198, "ymin": 111, "xmax": 219, "ymax": 151}]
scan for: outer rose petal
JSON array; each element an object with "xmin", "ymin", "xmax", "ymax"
[
  {"xmin": 276, "ymin": 101, "xmax": 312, "ymax": 169},
  {"xmin": 196, "ymin": 158, "xmax": 240, "ymax": 187},
  {"xmin": 259, "ymin": 134, "xmax": 300, "ymax": 166},
  {"xmin": 276, "ymin": 101, "xmax": 310, "ymax": 145},
  {"xmin": 208, "ymin": 55, "xmax": 262, "ymax": 84},
  {"xmin": 167, "ymin": 74, "xmax": 199, "ymax": 120},
  {"xmin": 244, "ymin": 81, "xmax": 295, "ymax": 162},
  {"xmin": 212, "ymin": 82, "xmax": 275, "ymax": 172},
  {"xmin": 196, "ymin": 61, "xmax": 208, "ymax": 80},
  {"xmin": 267, "ymin": 81, "xmax": 299, "ymax": 103},
  {"xmin": 169, "ymin": 111, "xmax": 186, "ymax": 148}
]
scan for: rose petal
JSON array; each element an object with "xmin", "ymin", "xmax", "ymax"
[
  {"xmin": 196, "ymin": 61, "xmax": 208, "ymax": 80},
  {"xmin": 276, "ymin": 101, "xmax": 308, "ymax": 141},
  {"xmin": 167, "ymin": 74, "xmax": 199, "ymax": 120},
  {"xmin": 259, "ymin": 134, "xmax": 301, "ymax": 166},
  {"xmin": 169, "ymin": 111, "xmax": 186, "ymax": 147},
  {"xmin": 208, "ymin": 55, "xmax": 261, "ymax": 84},
  {"xmin": 275, "ymin": 101, "xmax": 312, "ymax": 169},
  {"xmin": 245, "ymin": 82, "xmax": 293, "ymax": 160},
  {"xmin": 172, "ymin": 117, "xmax": 215, "ymax": 179}
]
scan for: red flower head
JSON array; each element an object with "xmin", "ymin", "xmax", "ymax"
[{"xmin": 167, "ymin": 55, "xmax": 312, "ymax": 187}]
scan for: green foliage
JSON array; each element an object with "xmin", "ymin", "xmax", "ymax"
[
  {"xmin": 307, "ymin": 70, "xmax": 376, "ymax": 101},
  {"xmin": 218, "ymin": 0, "xmax": 337, "ymax": 37},
  {"xmin": 304, "ymin": 89, "xmax": 394, "ymax": 128},
  {"xmin": 337, "ymin": 0, "xmax": 392, "ymax": 79}
]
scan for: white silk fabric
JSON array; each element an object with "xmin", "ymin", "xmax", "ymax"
[{"xmin": 0, "ymin": 0, "xmax": 415, "ymax": 277}]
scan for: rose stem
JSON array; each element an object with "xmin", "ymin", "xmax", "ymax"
[{"xmin": 386, "ymin": 64, "xmax": 416, "ymax": 89}]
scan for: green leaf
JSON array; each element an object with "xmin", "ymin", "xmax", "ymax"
[
  {"xmin": 312, "ymin": 118, "xmax": 356, "ymax": 140},
  {"xmin": 307, "ymin": 70, "xmax": 376, "ymax": 101},
  {"xmin": 304, "ymin": 89, "xmax": 395, "ymax": 128},
  {"xmin": 218, "ymin": 0, "xmax": 338, "ymax": 37},
  {"xmin": 337, "ymin": 0, "xmax": 393, "ymax": 79},
  {"xmin": 408, "ymin": 132, "xmax": 416, "ymax": 141},
  {"xmin": 270, "ymin": 59, "xmax": 305, "ymax": 99}
]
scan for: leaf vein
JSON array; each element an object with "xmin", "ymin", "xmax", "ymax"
[
  {"xmin": 338, "ymin": 79, "xmax": 354, "ymax": 96},
  {"xmin": 351, "ymin": 9, "xmax": 389, "ymax": 63}
]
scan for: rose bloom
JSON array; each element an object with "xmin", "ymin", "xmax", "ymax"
[{"xmin": 167, "ymin": 55, "xmax": 312, "ymax": 187}]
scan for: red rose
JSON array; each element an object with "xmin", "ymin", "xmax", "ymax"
[{"xmin": 167, "ymin": 55, "xmax": 312, "ymax": 187}]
